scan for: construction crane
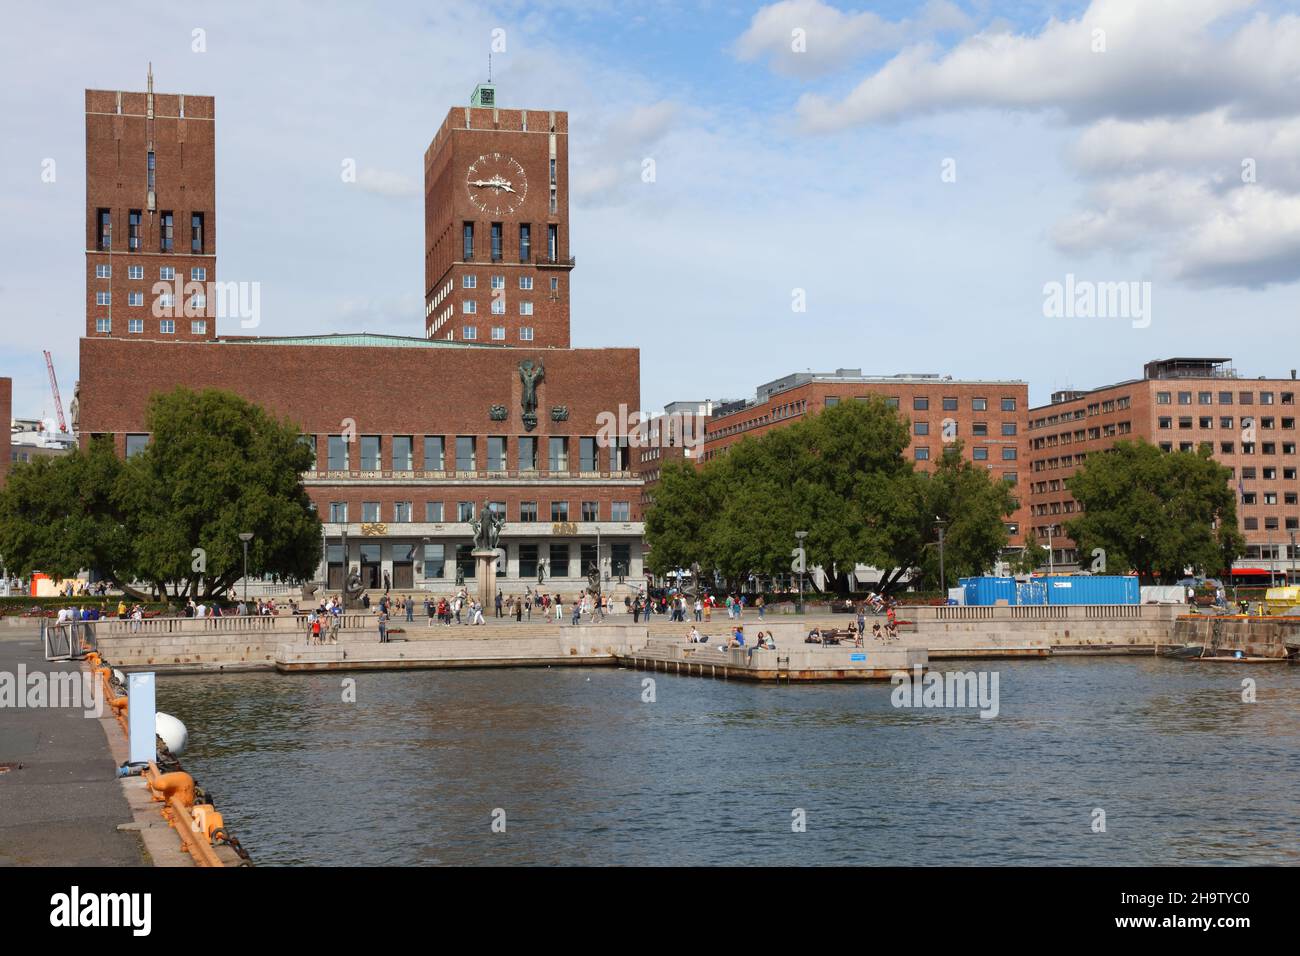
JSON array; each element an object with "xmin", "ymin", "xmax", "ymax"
[{"xmin": 43, "ymin": 350, "xmax": 67, "ymax": 433}]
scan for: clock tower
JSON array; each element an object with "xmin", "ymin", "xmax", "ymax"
[{"xmin": 423, "ymin": 85, "xmax": 573, "ymax": 347}]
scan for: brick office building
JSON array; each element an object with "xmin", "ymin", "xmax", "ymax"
[
  {"xmin": 74, "ymin": 74, "xmax": 644, "ymax": 595},
  {"xmin": 0, "ymin": 377, "xmax": 10, "ymax": 488},
  {"xmin": 1026, "ymin": 357, "xmax": 1300, "ymax": 574},
  {"xmin": 423, "ymin": 85, "xmax": 573, "ymax": 347}
]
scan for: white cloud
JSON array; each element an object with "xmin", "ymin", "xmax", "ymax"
[{"xmin": 356, "ymin": 167, "xmax": 421, "ymax": 199}]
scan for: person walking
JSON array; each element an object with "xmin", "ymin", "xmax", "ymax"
[
  {"xmin": 378, "ymin": 609, "xmax": 390, "ymax": 643},
  {"xmin": 756, "ymin": 594, "xmax": 765, "ymax": 621},
  {"xmin": 405, "ymin": 596, "xmax": 414, "ymax": 623},
  {"xmin": 495, "ymin": 590, "xmax": 503, "ymax": 618}
]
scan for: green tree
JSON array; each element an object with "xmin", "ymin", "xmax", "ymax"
[
  {"xmin": 1008, "ymin": 529, "xmax": 1042, "ymax": 575},
  {"xmin": 1064, "ymin": 440, "xmax": 1244, "ymax": 583},
  {"xmin": 643, "ymin": 457, "xmax": 719, "ymax": 580},
  {"xmin": 0, "ymin": 387, "xmax": 322, "ymax": 600}
]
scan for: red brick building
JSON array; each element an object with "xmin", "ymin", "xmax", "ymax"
[
  {"xmin": 0, "ymin": 377, "xmax": 11, "ymax": 488},
  {"xmin": 1027, "ymin": 357, "xmax": 1300, "ymax": 575},
  {"xmin": 85, "ymin": 68, "xmax": 217, "ymax": 343},
  {"xmin": 73, "ymin": 75, "xmax": 643, "ymax": 595},
  {"xmin": 423, "ymin": 85, "xmax": 573, "ymax": 347}
]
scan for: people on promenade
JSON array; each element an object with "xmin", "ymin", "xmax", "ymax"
[
  {"xmin": 495, "ymin": 590, "xmax": 503, "ymax": 618},
  {"xmin": 405, "ymin": 596, "xmax": 414, "ymax": 623},
  {"xmin": 555, "ymin": 594, "xmax": 564, "ymax": 622},
  {"xmin": 309, "ymin": 611, "xmax": 322, "ymax": 645},
  {"xmin": 378, "ymin": 609, "xmax": 389, "ymax": 643},
  {"xmin": 515, "ymin": 597, "xmax": 523, "ymax": 622},
  {"xmin": 756, "ymin": 595, "xmax": 765, "ymax": 621}
]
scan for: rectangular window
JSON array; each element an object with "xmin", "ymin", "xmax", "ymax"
[
  {"xmin": 360, "ymin": 436, "xmax": 381, "ymax": 471},
  {"xmin": 328, "ymin": 435, "xmax": 350, "ymax": 470},
  {"xmin": 1178, "ymin": 391, "xmax": 1192, "ymax": 405},
  {"xmin": 456, "ymin": 436, "xmax": 476, "ymax": 472},
  {"xmin": 160, "ymin": 266, "xmax": 175, "ymax": 281},
  {"xmin": 549, "ymin": 543, "xmax": 569, "ymax": 577},
  {"xmin": 1002, "ymin": 447, "xmax": 1018, "ymax": 460},
  {"xmin": 548, "ymin": 224, "xmax": 558, "ymax": 261},
  {"xmin": 611, "ymin": 543, "xmax": 631, "ymax": 578},
  {"xmin": 191, "ymin": 319, "xmax": 207, "ymax": 335},
  {"xmin": 96, "ymin": 264, "xmax": 111, "ymax": 279},
  {"xmin": 362, "ymin": 502, "xmax": 381, "ymax": 523},
  {"xmin": 391, "ymin": 436, "xmax": 413, "ymax": 471},
  {"xmin": 582, "ymin": 501, "xmax": 599, "ymax": 522},
  {"xmin": 551, "ymin": 501, "xmax": 569, "ymax": 521},
  {"xmin": 1156, "ymin": 392, "xmax": 1171, "ymax": 405},
  {"xmin": 96, "ymin": 291, "xmax": 111, "ymax": 306},
  {"xmin": 519, "ymin": 501, "xmax": 538, "ymax": 522},
  {"xmin": 462, "ymin": 300, "xmax": 477, "ymax": 314},
  {"xmin": 520, "ymin": 327, "xmax": 534, "ymax": 341},
  {"xmin": 1219, "ymin": 391, "xmax": 1234, "ymax": 405},
  {"xmin": 425, "ymin": 501, "xmax": 444, "ymax": 522},
  {"xmin": 514, "ymin": 436, "xmax": 537, "ymax": 471},
  {"xmin": 548, "ymin": 436, "xmax": 569, "ymax": 472},
  {"xmin": 611, "ymin": 501, "xmax": 630, "ymax": 521},
  {"xmin": 519, "ymin": 275, "xmax": 533, "ymax": 290},
  {"xmin": 972, "ymin": 423, "xmax": 988, "ymax": 436},
  {"xmin": 147, "ymin": 150, "xmax": 155, "ymax": 190},
  {"xmin": 128, "ymin": 291, "xmax": 143, "ymax": 306},
  {"xmin": 487, "ymin": 436, "xmax": 507, "ymax": 471},
  {"xmin": 97, "ymin": 209, "xmax": 111, "ymax": 250},
  {"xmin": 491, "ymin": 326, "xmax": 505, "ymax": 340},
  {"xmin": 973, "ymin": 447, "xmax": 989, "ymax": 460},
  {"xmin": 913, "ymin": 397, "xmax": 929, "ymax": 411},
  {"xmin": 519, "ymin": 301, "xmax": 533, "ymax": 315},
  {"xmin": 914, "ymin": 422, "xmax": 929, "ymax": 436},
  {"xmin": 329, "ymin": 502, "xmax": 348, "ymax": 523},
  {"xmin": 125, "ymin": 434, "xmax": 149, "ymax": 457},
  {"xmin": 491, "ymin": 298, "xmax": 506, "ymax": 315},
  {"xmin": 491, "ymin": 223, "xmax": 502, "ymax": 261},
  {"xmin": 128, "ymin": 210, "xmax": 141, "ymax": 250},
  {"xmin": 159, "ymin": 319, "xmax": 175, "ymax": 334},
  {"xmin": 1240, "ymin": 392, "xmax": 1254, "ymax": 404},
  {"xmin": 458, "ymin": 501, "xmax": 476, "ymax": 522},
  {"xmin": 95, "ymin": 318, "xmax": 111, "ymax": 333},
  {"xmin": 550, "ymin": 277, "xmax": 559, "ymax": 291},
  {"xmin": 423, "ymin": 543, "xmax": 445, "ymax": 579},
  {"xmin": 191, "ymin": 212, "xmax": 204, "ymax": 254},
  {"xmin": 518, "ymin": 544, "xmax": 538, "ymax": 579},
  {"xmin": 972, "ymin": 398, "xmax": 987, "ymax": 411},
  {"xmin": 463, "ymin": 222, "xmax": 474, "ymax": 260},
  {"xmin": 519, "ymin": 223, "xmax": 531, "ymax": 261},
  {"xmin": 579, "ymin": 436, "xmax": 599, "ymax": 471},
  {"xmin": 456, "ymin": 545, "xmax": 476, "ymax": 580},
  {"xmin": 462, "ymin": 325, "xmax": 477, "ymax": 339},
  {"xmin": 394, "ymin": 502, "xmax": 412, "ymax": 523},
  {"xmin": 129, "ymin": 265, "xmax": 144, "ymax": 280},
  {"xmin": 191, "ymin": 267, "xmax": 206, "ymax": 282},
  {"xmin": 942, "ymin": 397, "xmax": 958, "ymax": 411},
  {"xmin": 463, "ymin": 275, "xmax": 477, "ymax": 289},
  {"xmin": 1001, "ymin": 397, "xmax": 1017, "ymax": 411},
  {"xmin": 160, "ymin": 211, "xmax": 174, "ymax": 252},
  {"xmin": 914, "ymin": 447, "xmax": 930, "ymax": 461},
  {"xmin": 1002, "ymin": 422, "xmax": 1018, "ymax": 436},
  {"xmin": 128, "ymin": 319, "xmax": 144, "ymax": 334}
]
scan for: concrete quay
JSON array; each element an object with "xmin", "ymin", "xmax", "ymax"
[{"xmin": 622, "ymin": 635, "xmax": 924, "ymax": 681}]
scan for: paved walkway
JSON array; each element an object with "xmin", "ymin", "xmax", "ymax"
[{"xmin": 0, "ymin": 629, "xmax": 146, "ymax": 866}]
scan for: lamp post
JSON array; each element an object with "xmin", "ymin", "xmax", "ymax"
[
  {"xmin": 1291, "ymin": 531, "xmax": 1296, "ymax": 587},
  {"xmin": 794, "ymin": 530, "xmax": 808, "ymax": 616},
  {"xmin": 238, "ymin": 532, "xmax": 254, "ymax": 602},
  {"xmin": 935, "ymin": 517, "xmax": 947, "ymax": 596}
]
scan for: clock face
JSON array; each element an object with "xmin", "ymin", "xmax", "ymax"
[{"xmin": 466, "ymin": 152, "xmax": 528, "ymax": 215}]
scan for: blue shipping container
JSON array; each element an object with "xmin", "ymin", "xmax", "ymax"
[
  {"xmin": 962, "ymin": 576, "xmax": 1019, "ymax": 606},
  {"xmin": 1040, "ymin": 575, "xmax": 1139, "ymax": 605}
]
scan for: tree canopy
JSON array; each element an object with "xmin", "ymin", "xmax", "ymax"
[
  {"xmin": 1063, "ymin": 440, "xmax": 1244, "ymax": 583},
  {"xmin": 0, "ymin": 387, "xmax": 322, "ymax": 600},
  {"xmin": 644, "ymin": 399, "xmax": 1018, "ymax": 594}
]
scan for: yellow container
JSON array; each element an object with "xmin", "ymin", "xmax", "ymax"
[{"xmin": 1264, "ymin": 586, "xmax": 1300, "ymax": 615}]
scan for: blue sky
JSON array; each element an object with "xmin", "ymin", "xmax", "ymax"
[{"xmin": 2, "ymin": 0, "xmax": 1299, "ymax": 422}]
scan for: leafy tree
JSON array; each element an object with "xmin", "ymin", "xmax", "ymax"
[
  {"xmin": 643, "ymin": 457, "xmax": 719, "ymax": 579},
  {"xmin": 0, "ymin": 387, "xmax": 322, "ymax": 600},
  {"xmin": 1008, "ymin": 529, "xmax": 1042, "ymax": 575},
  {"xmin": 1064, "ymin": 440, "xmax": 1244, "ymax": 583}
]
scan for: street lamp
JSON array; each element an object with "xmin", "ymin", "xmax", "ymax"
[
  {"xmin": 794, "ymin": 530, "xmax": 808, "ymax": 615},
  {"xmin": 1291, "ymin": 531, "xmax": 1296, "ymax": 587},
  {"xmin": 934, "ymin": 517, "xmax": 946, "ymax": 596},
  {"xmin": 238, "ymin": 532, "xmax": 254, "ymax": 602}
]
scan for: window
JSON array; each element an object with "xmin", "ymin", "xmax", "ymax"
[
  {"xmin": 491, "ymin": 326, "xmax": 505, "ymax": 341},
  {"xmin": 458, "ymin": 501, "xmax": 476, "ymax": 522},
  {"xmin": 1178, "ymin": 391, "xmax": 1192, "ymax": 405},
  {"xmin": 491, "ymin": 274, "xmax": 505, "ymax": 290},
  {"xmin": 1240, "ymin": 392, "xmax": 1254, "ymax": 405},
  {"xmin": 356, "ymin": 436, "xmax": 379, "ymax": 471},
  {"xmin": 549, "ymin": 543, "xmax": 569, "ymax": 577},
  {"xmin": 519, "ymin": 275, "xmax": 533, "ymax": 290},
  {"xmin": 97, "ymin": 209, "xmax": 111, "ymax": 250},
  {"xmin": 423, "ymin": 543, "xmax": 445, "ymax": 579},
  {"xmin": 95, "ymin": 318, "xmax": 111, "ymax": 333},
  {"xmin": 160, "ymin": 266, "xmax": 175, "ymax": 281},
  {"xmin": 96, "ymin": 291, "xmax": 111, "ymax": 306},
  {"xmin": 1002, "ymin": 447, "xmax": 1018, "ymax": 460},
  {"xmin": 1221, "ymin": 442, "xmax": 1235, "ymax": 454},
  {"xmin": 519, "ymin": 223, "xmax": 531, "ymax": 261},
  {"xmin": 1262, "ymin": 392, "xmax": 1275, "ymax": 405},
  {"xmin": 519, "ymin": 501, "xmax": 538, "ymax": 523},
  {"xmin": 914, "ymin": 422, "xmax": 929, "ymax": 436},
  {"xmin": 885, "ymin": 397, "xmax": 899, "ymax": 409},
  {"xmin": 456, "ymin": 545, "xmax": 477, "ymax": 580},
  {"xmin": 548, "ymin": 224, "xmax": 558, "ymax": 261},
  {"xmin": 488, "ymin": 436, "xmax": 507, "ymax": 471},
  {"xmin": 125, "ymin": 434, "xmax": 149, "ymax": 457},
  {"xmin": 160, "ymin": 319, "xmax": 175, "ymax": 334},
  {"xmin": 1001, "ymin": 422, "xmax": 1017, "ymax": 436},
  {"xmin": 463, "ymin": 275, "xmax": 477, "ymax": 289},
  {"xmin": 1199, "ymin": 392, "xmax": 1213, "ymax": 405},
  {"xmin": 1221, "ymin": 417, "xmax": 1234, "ymax": 429},
  {"xmin": 191, "ymin": 267, "xmax": 206, "ymax": 282},
  {"xmin": 518, "ymin": 436, "xmax": 537, "ymax": 471},
  {"xmin": 1158, "ymin": 417, "xmax": 1173, "ymax": 429},
  {"xmin": 128, "ymin": 292, "xmax": 143, "ymax": 306},
  {"xmin": 580, "ymin": 436, "xmax": 599, "ymax": 471},
  {"xmin": 942, "ymin": 397, "xmax": 958, "ymax": 411},
  {"xmin": 328, "ymin": 435, "xmax": 349, "ymax": 470},
  {"xmin": 463, "ymin": 222, "xmax": 474, "ymax": 259},
  {"xmin": 191, "ymin": 212, "xmax": 204, "ymax": 254},
  {"xmin": 391, "ymin": 436, "xmax": 413, "ymax": 471},
  {"xmin": 491, "ymin": 222, "xmax": 502, "ymax": 261},
  {"xmin": 825, "ymin": 397, "xmax": 840, "ymax": 407},
  {"xmin": 914, "ymin": 447, "xmax": 930, "ymax": 461},
  {"xmin": 425, "ymin": 501, "xmax": 444, "ymax": 522},
  {"xmin": 462, "ymin": 325, "xmax": 477, "ymax": 339},
  {"xmin": 360, "ymin": 502, "xmax": 380, "ymax": 522},
  {"xmin": 612, "ymin": 501, "xmax": 630, "ymax": 521},
  {"xmin": 972, "ymin": 423, "xmax": 988, "ymax": 436},
  {"xmin": 394, "ymin": 502, "xmax": 412, "ymax": 523},
  {"xmin": 329, "ymin": 502, "xmax": 348, "ymax": 523},
  {"xmin": 462, "ymin": 300, "xmax": 477, "ymax": 314},
  {"xmin": 520, "ymin": 327, "xmax": 534, "ymax": 341},
  {"xmin": 1001, "ymin": 397, "xmax": 1017, "ymax": 411},
  {"xmin": 1219, "ymin": 391, "xmax": 1234, "ymax": 405},
  {"xmin": 972, "ymin": 398, "xmax": 987, "ymax": 411},
  {"xmin": 424, "ymin": 436, "xmax": 445, "ymax": 471},
  {"xmin": 1156, "ymin": 392, "xmax": 1171, "ymax": 405},
  {"xmin": 96, "ymin": 264, "xmax": 111, "ymax": 279},
  {"xmin": 973, "ymin": 447, "xmax": 989, "ymax": 460},
  {"xmin": 551, "ymin": 501, "xmax": 569, "ymax": 521},
  {"xmin": 913, "ymin": 397, "xmax": 929, "ymax": 411},
  {"xmin": 582, "ymin": 501, "xmax": 599, "ymax": 522},
  {"xmin": 548, "ymin": 436, "xmax": 569, "ymax": 472},
  {"xmin": 130, "ymin": 265, "xmax": 145, "ymax": 280},
  {"xmin": 160, "ymin": 211, "xmax": 174, "ymax": 252},
  {"xmin": 550, "ymin": 277, "xmax": 559, "ymax": 291},
  {"xmin": 491, "ymin": 298, "xmax": 506, "ymax": 315},
  {"xmin": 1178, "ymin": 417, "xmax": 1193, "ymax": 429},
  {"xmin": 518, "ymin": 544, "xmax": 539, "ymax": 579},
  {"xmin": 147, "ymin": 150, "xmax": 155, "ymax": 189},
  {"xmin": 519, "ymin": 301, "xmax": 533, "ymax": 316},
  {"xmin": 128, "ymin": 319, "xmax": 144, "ymax": 334},
  {"xmin": 128, "ymin": 210, "xmax": 141, "ymax": 250},
  {"xmin": 456, "ymin": 436, "xmax": 476, "ymax": 472}
]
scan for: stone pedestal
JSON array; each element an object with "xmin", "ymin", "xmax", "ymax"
[{"xmin": 473, "ymin": 549, "xmax": 498, "ymax": 612}]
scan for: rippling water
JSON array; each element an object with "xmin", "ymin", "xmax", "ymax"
[{"xmin": 157, "ymin": 658, "xmax": 1300, "ymax": 866}]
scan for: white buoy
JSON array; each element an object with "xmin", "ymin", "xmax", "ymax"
[
  {"xmin": 155, "ymin": 712, "xmax": 188, "ymax": 756},
  {"xmin": 113, "ymin": 668, "xmax": 125, "ymax": 685}
]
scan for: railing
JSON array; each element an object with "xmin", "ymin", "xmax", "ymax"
[
  {"xmin": 927, "ymin": 604, "xmax": 1157, "ymax": 622},
  {"xmin": 95, "ymin": 613, "xmax": 372, "ymax": 637}
]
